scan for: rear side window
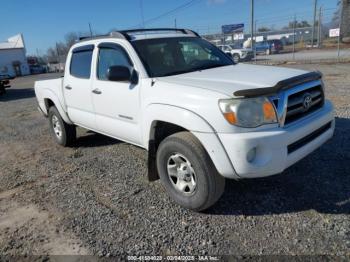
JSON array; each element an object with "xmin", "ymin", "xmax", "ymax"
[{"xmin": 70, "ymin": 46, "xmax": 94, "ymax": 79}]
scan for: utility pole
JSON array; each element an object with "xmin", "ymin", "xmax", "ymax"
[
  {"xmin": 338, "ymin": 0, "xmax": 343, "ymax": 58},
  {"xmin": 293, "ymin": 14, "xmax": 296, "ymax": 60},
  {"xmin": 55, "ymin": 43, "xmax": 60, "ymax": 64},
  {"xmin": 250, "ymin": 0, "xmax": 255, "ymax": 50},
  {"xmin": 311, "ymin": 0, "xmax": 317, "ymax": 47},
  {"xmin": 140, "ymin": 0, "xmax": 145, "ymax": 28},
  {"xmin": 88, "ymin": 23, "xmax": 93, "ymax": 37},
  {"xmin": 317, "ymin": 6, "xmax": 322, "ymax": 48},
  {"xmin": 254, "ymin": 20, "xmax": 257, "ymax": 63},
  {"xmin": 174, "ymin": 18, "xmax": 177, "ymax": 29}
]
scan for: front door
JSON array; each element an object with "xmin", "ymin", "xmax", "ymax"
[
  {"xmin": 63, "ymin": 44, "xmax": 96, "ymax": 129},
  {"xmin": 91, "ymin": 42, "xmax": 141, "ymax": 145},
  {"xmin": 12, "ymin": 62, "xmax": 22, "ymax": 76}
]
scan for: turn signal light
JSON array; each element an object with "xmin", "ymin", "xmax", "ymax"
[
  {"xmin": 223, "ymin": 112, "xmax": 237, "ymax": 125},
  {"xmin": 263, "ymin": 101, "xmax": 276, "ymax": 121}
]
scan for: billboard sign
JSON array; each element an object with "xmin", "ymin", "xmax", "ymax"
[
  {"xmin": 222, "ymin": 23, "xmax": 244, "ymax": 34},
  {"xmin": 329, "ymin": 28, "xmax": 340, "ymax": 38}
]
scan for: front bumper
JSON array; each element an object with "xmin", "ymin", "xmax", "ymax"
[
  {"xmin": 218, "ymin": 100, "xmax": 334, "ymax": 178},
  {"xmin": 241, "ymin": 52, "xmax": 254, "ymax": 61}
]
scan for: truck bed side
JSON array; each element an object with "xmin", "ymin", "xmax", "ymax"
[{"xmin": 34, "ymin": 77, "xmax": 72, "ymax": 124}]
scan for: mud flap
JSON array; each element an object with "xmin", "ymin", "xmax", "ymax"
[{"xmin": 147, "ymin": 140, "xmax": 160, "ymax": 181}]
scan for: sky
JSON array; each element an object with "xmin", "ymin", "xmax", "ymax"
[{"xmin": 0, "ymin": 0, "xmax": 338, "ymax": 55}]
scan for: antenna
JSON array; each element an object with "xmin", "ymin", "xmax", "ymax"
[
  {"xmin": 88, "ymin": 23, "xmax": 93, "ymax": 37},
  {"xmin": 140, "ymin": 0, "xmax": 145, "ymax": 28}
]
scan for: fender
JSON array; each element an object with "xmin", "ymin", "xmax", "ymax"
[
  {"xmin": 143, "ymin": 103, "xmax": 214, "ymax": 145},
  {"xmin": 41, "ymin": 88, "xmax": 73, "ymax": 124},
  {"xmin": 143, "ymin": 103, "xmax": 237, "ymax": 179}
]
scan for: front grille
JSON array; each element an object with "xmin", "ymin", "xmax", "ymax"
[
  {"xmin": 287, "ymin": 121, "xmax": 332, "ymax": 154},
  {"xmin": 284, "ymin": 85, "xmax": 324, "ymax": 125}
]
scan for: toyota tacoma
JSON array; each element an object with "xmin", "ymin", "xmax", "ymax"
[{"xmin": 34, "ymin": 29, "xmax": 334, "ymax": 211}]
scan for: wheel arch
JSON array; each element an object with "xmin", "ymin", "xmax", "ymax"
[
  {"xmin": 41, "ymin": 89, "xmax": 73, "ymax": 124},
  {"xmin": 144, "ymin": 104, "xmax": 237, "ymax": 181}
]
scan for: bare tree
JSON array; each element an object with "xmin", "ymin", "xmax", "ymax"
[
  {"xmin": 258, "ymin": 27, "xmax": 270, "ymax": 32},
  {"xmin": 64, "ymin": 32, "xmax": 80, "ymax": 50},
  {"xmin": 47, "ymin": 47, "xmax": 58, "ymax": 63},
  {"xmin": 331, "ymin": 0, "xmax": 341, "ymax": 27},
  {"xmin": 44, "ymin": 31, "xmax": 81, "ymax": 63},
  {"xmin": 283, "ymin": 20, "xmax": 311, "ymax": 29}
]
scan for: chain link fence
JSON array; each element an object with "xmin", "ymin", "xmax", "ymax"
[{"xmin": 201, "ymin": 3, "xmax": 350, "ymax": 64}]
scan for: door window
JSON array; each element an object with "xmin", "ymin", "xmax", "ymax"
[
  {"xmin": 70, "ymin": 48, "xmax": 93, "ymax": 79},
  {"xmin": 97, "ymin": 45, "xmax": 132, "ymax": 80}
]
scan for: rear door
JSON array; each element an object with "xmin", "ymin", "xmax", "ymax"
[
  {"xmin": 63, "ymin": 45, "xmax": 96, "ymax": 129},
  {"xmin": 91, "ymin": 42, "xmax": 142, "ymax": 145}
]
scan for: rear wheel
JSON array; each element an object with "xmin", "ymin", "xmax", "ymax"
[
  {"xmin": 232, "ymin": 53, "xmax": 240, "ymax": 63},
  {"xmin": 156, "ymin": 132, "xmax": 225, "ymax": 211},
  {"xmin": 48, "ymin": 106, "xmax": 76, "ymax": 146}
]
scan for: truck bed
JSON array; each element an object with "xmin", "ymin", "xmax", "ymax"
[{"xmin": 34, "ymin": 77, "xmax": 65, "ymax": 115}]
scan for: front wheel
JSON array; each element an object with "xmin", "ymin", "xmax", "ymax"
[
  {"xmin": 232, "ymin": 53, "xmax": 240, "ymax": 63},
  {"xmin": 156, "ymin": 132, "xmax": 225, "ymax": 211},
  {"xmin": 0, "ymin": 84, "xmax": 5, "ymax": 95},
  {"xmin": 48, "ymin": 106, "xmax": 76, "ymax": 147}
]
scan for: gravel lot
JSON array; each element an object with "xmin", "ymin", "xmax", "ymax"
[{"xmin": 0, "ymin": 63, "xmax": 349, "ymax": 257}]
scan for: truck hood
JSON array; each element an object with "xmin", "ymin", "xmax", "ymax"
[{"xmin": 158, "ymin": 63, "xmax": 308, "ymax": 97}]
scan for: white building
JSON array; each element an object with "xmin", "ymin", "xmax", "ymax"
[{"xmin": 0, "ymin": 34, "xmax": 30, "ymax": 77}]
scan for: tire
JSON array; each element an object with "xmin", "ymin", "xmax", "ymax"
[
  {"xmin": 0, "ymin": 84, "xmax": 5, "ymax": 95},
  {"xmin": 48, "ymin": 106, "xmax": 76, "ymax": 146},
  {"xmin": 156, "ymin": 131, "xmax": 225, "ymax": 211},
  {"xmin": 232, "ymin": 53, "xmax": 240, "ymax": 63}
]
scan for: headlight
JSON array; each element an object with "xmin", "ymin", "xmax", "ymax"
[{"xmin": 219, "ymin": 97, "xmax": 277, "ymax": 127}]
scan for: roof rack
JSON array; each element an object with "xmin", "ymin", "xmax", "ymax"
[
  {"xmin": 78, "ymin": 28, "xmax": 200, "ymax": 42},
  {"xmin": 119, "ymin": 28, "xmax": 200, "ymax": 40},
  {"xmin": 78, "ymin": 32, "xmax": 125, "ymax": 41}
]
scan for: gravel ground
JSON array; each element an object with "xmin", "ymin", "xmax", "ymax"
[{"xmin": 0, "ymin": 63, "xmax": 349, "ymax": 257}]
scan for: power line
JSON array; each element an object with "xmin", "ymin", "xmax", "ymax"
[{"xmin": 131, "ymin": 0, "xmax": 202, "ymax": 28}]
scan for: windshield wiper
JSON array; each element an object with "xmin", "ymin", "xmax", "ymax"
[
  {"xmin": 193, "ymin": 63, "xmax": 228, "ymax": 71},
  {"xmin": 161, "ymin": 70, "xmax": 193, "ymax": 77},
  {"xmin": 159, "ymin": 64, "xmax": 230, "ymax": 77}
]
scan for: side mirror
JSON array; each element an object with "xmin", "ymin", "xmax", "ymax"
[
  {"xmin": 107, "ymin": 66, "xmax": 139, "ymax": 85},
  {"xmin": 107, "ymin": 65, "xmax": 131, "ymax": 82}
]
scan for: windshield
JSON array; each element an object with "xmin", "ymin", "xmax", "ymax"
[
  {"xmin": 131, "ymin": 37, "xmax": 234, "ymax": 77},
  {"xmin": 229, "ymin": 44, "xmax": 243, "ymax": 49}
]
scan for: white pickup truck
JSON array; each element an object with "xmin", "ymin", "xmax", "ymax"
[
  {"xmin": 217, "ymin": 44, "xmax": 253, "ymax": 63},
  {"xmin": 35, "ymin": 28, "xmax": 334, "ymax": 211}
]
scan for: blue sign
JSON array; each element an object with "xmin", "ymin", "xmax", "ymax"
[{"xmin": 222, "ymin": 24, "xmax": 244, "ymax": 34}]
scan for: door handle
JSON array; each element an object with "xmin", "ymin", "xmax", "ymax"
[
  {"xmin": 92, "ymin": 88, "xmax": 102, "ymax": 95},
  {"xmin": 65, "ymin": 85, "xmax": 72, "ymax": 90}
]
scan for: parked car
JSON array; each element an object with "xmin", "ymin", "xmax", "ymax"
[
  {"xmin": 34, "ymin": 28, "xmax": 334, "ymax": 211},
  {"xmin": 30, "ymin": 65, "xmax": 47, "ymax": 75},
  {"xmin": 0, "ymin": 74, "xmax": 12, "ymax": 95},
  {"xmin": 217, "ymin": 44, "xmax": 253, "ymax": 63},
  {"xmin": 255, "ymin": 39, "xmax": 283, "ymax": 55}
]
